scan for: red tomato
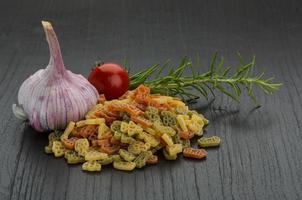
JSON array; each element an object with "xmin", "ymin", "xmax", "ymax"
[{"xmin": 88, "ymin": 63, "xmax": 129, "ymax": 100}]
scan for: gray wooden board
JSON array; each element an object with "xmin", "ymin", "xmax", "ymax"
[{"xmin": 0, "ymin": 0, "xmax": 301, "ymax": 199}]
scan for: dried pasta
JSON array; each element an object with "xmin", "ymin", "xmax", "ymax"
[{"xmin": 45, "ymin": 84, "xmax": 218, "ymax": 173}]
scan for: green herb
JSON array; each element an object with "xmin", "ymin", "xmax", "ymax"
[{"xmin": 129, "ymin": 52, "xmax": 282, "ymax": 105}]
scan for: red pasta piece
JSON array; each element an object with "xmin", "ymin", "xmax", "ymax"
[
  {"xmin": 131, "ymin": 115, "xmax": 152, "ymax": 128},
  {"xmin": 183, "ymin": 148, "xmax": 207, "ymax": 159}
]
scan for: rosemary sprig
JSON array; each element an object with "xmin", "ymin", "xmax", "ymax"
[{"xmin": 129, "ymin": 52, "xmax": 282, "ymax": 105}]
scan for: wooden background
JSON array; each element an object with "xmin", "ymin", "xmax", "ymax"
[{"xmin": 0, "ymin": 0, "xmax": 301, "ymax": 199}]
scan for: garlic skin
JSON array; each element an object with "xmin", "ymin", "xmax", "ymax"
[{"xmin": 14, "ymin": 21, "xmax": 99, "ymax": 132}]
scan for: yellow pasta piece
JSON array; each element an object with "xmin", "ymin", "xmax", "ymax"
[
  {"xmin": 98, "ymin": 123, "xmax": 110, "ymax": 139},
  {"xmin": 85, "ymin": 104, "xmax": 103, "ymax": 119},
  {"xmin": 152, "ymin": 122, "xmax": 164, "ymax": 136},
  {"xmin": 85, "ymin": 118, "xmax": 105, "ymax": 125},
  {"xmin": 176, "ymin": 115, "xmax": 188, "ymax": 132},
  {"xmin": 127, "ymin": 121, "xmax": 143, "ymax": 136},
  {"xmin": 52, "ymin": 141, "xmax": 66, "ymax": 157},
  {"xmin": 175, "ymin": 105, "xmax": 189, "ymax": 115},
  {"xmin": 143, "ymin": 127, "xmax": 156, "ymax": 136},
  {"xmin": 144, "ymin": 142, "xmax": 151, "ymax": 151},
  {"xmin": 75, "ymin": 138, "xmax": 89, "ymax": 156},
  {"xmin": 184, "ymin": 119, "xmax": 191, "ymax": 126},
  {"xmin": 119, "ymin": 149, "xmax": 136, "ymax": 161},
  {"xmin": 85, "ymin": 150, "xmax": 108, "ymax": 161},
  {"xmin": 163, "ymin": 149, "xmax": 177, "ymax": 160},
  {"xmin": 187, "ymin": 121, "xmax": 202, "ymax": 134},
  {"xmin": 82, "ymin": 161, "xmax": 102, "ymax": 172},
  {"xmin": 120, "ymin": 122, "xmax": 129, "ymax": 133},
  {"xmin": 75, "ymin": 120, "xmax": 87, "ymax": 128},
  {"xmin": 166, "ymin": 144, "xmax": 183, "ymax": 156},
  {"xmin": 138, "ymin": 132, "xmax": 160, "ymax": 147},
  {"xmin": 161, "ymin": 133, "xmax": 174, "ymax": 146},
  {"xmin": 183, "ymin": 115, "xmax": 190, "ymax": 120},
  {"xmin": 197, "ymin": 113, "xmax": 209, "ymax": 125},
  {"xmin": 151, "ymin": 96, "xmax": 172, "ymax": 104},
  {"xmin": 191, "ymin": 114, "xmax": 204, "ymax": 126},
  {"xmin": 128, "ymin": 141, "xmax": 149, "ymax": 155},
  {"xmin": 60, "ymin": 121, "xmax": 75, "ymax": 141},
  {"xmin": 167, "ymin": 99, "xmax": 186, "ymax": 107},
  {"xmin": 113, "ymin": 161, "xmax": 136, "ymax": 171},
  {"xmin": 76, "ymin": 118, "xmax": 104, "ymax": 128}
]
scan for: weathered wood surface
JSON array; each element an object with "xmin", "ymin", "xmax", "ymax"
[{"xmin": 0, "ymin": 0, "xmax": 301, "ymax": 199}]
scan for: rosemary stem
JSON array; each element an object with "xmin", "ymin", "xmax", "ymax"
[{"xmin": 128, "ymin": 53, "xmax": 282, "ymax": 104}]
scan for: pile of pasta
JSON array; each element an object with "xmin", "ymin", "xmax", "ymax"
[{"xmin": 45, "ymin": 85, "xmax": 220, "ymax": 172}]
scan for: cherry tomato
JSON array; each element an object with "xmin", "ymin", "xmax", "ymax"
[{"xmin": 88, "ymin": 63, "xmax": 129, "ymax": 100}]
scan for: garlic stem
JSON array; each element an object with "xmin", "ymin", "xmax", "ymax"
[{"xmin": 41, "ymin": 21, "xmax": 65, "ymax": 75}]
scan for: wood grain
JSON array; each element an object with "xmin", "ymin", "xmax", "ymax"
[{"xmin": 0, "ymin": 0, "xmax": 301, "ymax": 199}]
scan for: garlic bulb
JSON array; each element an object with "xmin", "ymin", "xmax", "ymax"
[{"xmin": 13, "ymin": 21, "xmax": 99, "ymax": 132}]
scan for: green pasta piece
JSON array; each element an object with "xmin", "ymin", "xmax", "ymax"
[
  {"xmin": 203, "ymin": 118, "xmax": 209, "ymax": 125},
  {"xmin": 134, "ymin": 151, "xmax": 152, "ymax": 168},
  {"xmin": 120, "ymin": 122, "xmax": 129, "ymax": 133},
  {"xmin": 52, "ymin": 141, "xmax": 65, "ymax": 157},
  {"xmin": 82, "ymin": 161, "xmax": 102, "ymax": 172},
  {"xmin": 111, "ymin": 155, "xmax": 122, "ymax": 162},
  {"xmin": 151, "ymin": 148, "xmax": 157, "ymax": 154},
  {"xmin": 161, "ymin": 111, "xmax": 177, "ymax": 127},
  {"xmin": 120, "ymin": 112, "xmax": 131, "ymax": 122},
  {"xmin": 187, "ymin": 110, "xmax": 199, "ymax": 117},
  {"xmin": 44, "ymin": 145, "xmax": 53, "ymax": 154},
  {"xmin": 161, "ymin": 126, "xmax": 176, "ymax": 136},
  {"xmin": 119, "ymin": 149, "xmax": 136, "ymax": 162},
  {"xmin": 75, "ymin": 138, "xmax": 89, "ymax": 156},
  {"xmin": 151, "ymin": 143, "xmax": 164, "ymax": 154},
  {"xmin": 146, "ymin": 106, "xmax": 159, "ymax": 114},
  {"xmin": 113, "ymin": 131, "xmax": 122, "ymax": 140},
  {"xmin": 163, "ymin": 149, "xmax": 177, "ymax": 160},
  {"xmin": 127, "ymin": 121, "xmax": 143, "ymax": 136},
  {"xmin": 46, "ymin": 131, "xmax": 62, "ymax": 153},
  {"xmin": 197, "ymin": 136, "xmax": 221, "ymax": 147},
  {"xmin": 49, "ymin": 131, "xmax": 62, "ymax": 142},
  {"xmin": 180, "ymin": 139, "xmax": 191, "ymax": 148},
  {"xmin": 138, "ymin": 132, "xmax": 160, "ymax": 147},
  {"xmin": 145, "ymin": 111, "xmax": 161, "ymax": 123},
  {"xmin": 111, "ymin": 121, "xmax": 122, "ymax": 133},
  {"xmin": 121, "ymin": 133, "xmax": 136, "ymax": 144},
  {"xmin": 64, "ymin": 150, "xmax": 85, "ymax": 164},
  {"xmin": 113, "ymin": 161, "xmax": 136, "ymax": 171},
  {"xmin": 172, "ymin": 134, "xmax": 181, "ymax": 144},
  {"xmin": 128, "ymin": 141, "xmax": 148, "ymax": 155},
  {"xmin": 98, "ymin": 157, "xmax": 114, "ymax": 165},
  {"xmin": 85, "ymin": 150, "xmax": 108, "ymax": 161}
]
